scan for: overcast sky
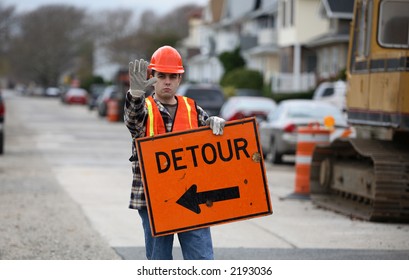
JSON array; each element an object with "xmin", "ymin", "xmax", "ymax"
[{"xmin": 3, "ymin": 0, "xmax": 209, "ymax": 15}]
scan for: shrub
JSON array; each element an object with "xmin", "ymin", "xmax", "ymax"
[
  {"xmin": 220, "ymin": 68, "xmax": 263, "ymax": 90},
  {"xmin": 218, "ymin": 47, "xmax": 245, "ymax": 73},
  {"xmin": 271, "ymin": 90, "xmax": 314, "ymax": 103}
]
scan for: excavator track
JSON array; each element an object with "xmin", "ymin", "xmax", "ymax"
[{"xmin": 310, "ymin": 138, "xmax": 409, "ymax": 222}]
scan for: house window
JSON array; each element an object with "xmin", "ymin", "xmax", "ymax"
[
  {"xmin": 281, "ymin": 0, "xmax": 295, "ymax": 28},
  {"xmin": 378, "ymin": 0, "xmax": 409, "ymax": 48},
  {"xmin": 281, "ymin": 1, "xmax": 286, "ymax": 27},
  {"xmin": 289, "ymin": 0, "xmax": 294, "ymax": 26},
  {"xmin": 332, "ymin": 47, "xmax": 339, "ymax": 75},
  {"xmin": 281, "ymin": 52, "xmax": 290, "ymax": 72},
  {"xmin": 258, "ymin": 15, "xmax": 273, "ymax": 29},
  {"xmin": 339, "ymin": 20, "xmax": 350, "ymax": 35},
  {"xmin": 329, "ymin": 19, "xmax": 336, "ymax": 32},
  {"xmin": 306, "ymin": 53, "xmax": 316, "ymax": 72},
  {"xmin": 323, "ymin": 48, "xmax": 329, "ymax": 74},
  {"xmin": 255, "ymin": 0, "xmax": 261, "ymax": 10}
]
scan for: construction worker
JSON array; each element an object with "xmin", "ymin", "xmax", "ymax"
[{"xmin": 124, "ymin": 45, "xmax": 225, "ymax": 260}]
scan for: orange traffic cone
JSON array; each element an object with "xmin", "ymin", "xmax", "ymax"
[
  {"xmin": 107, "ymin": 99, "xmax": 119, "ymax": 122},
  {"xmin": 294, "ymin": 123, "xmax": 330, "ymax": 195}
]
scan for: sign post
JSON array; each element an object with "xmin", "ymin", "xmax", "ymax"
[{"xmin": 136, "ymin": 117, "xmax": 272, "ymax": 236}]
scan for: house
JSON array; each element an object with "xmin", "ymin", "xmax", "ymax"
[
  {"xmin": 272, "ymin": 0, "xmax": 329, "ymax": 93},
  {"xmin": 241, "ymin": 0, "xmax": 280, "ymax": 86},
  {"xmin": 183, "ymin": 0, "xmax": 226, "ymax": 83},
  {"xmin": 186, "ymin": 0, "xmax": 272, "ymax": 84},
  {"xmin": 182, "ymin": 0, "xmax": 354, "ymax": 93},
  {"xmin": 306, "ymin": 0, "xmax": 355, "ymax": 82}
]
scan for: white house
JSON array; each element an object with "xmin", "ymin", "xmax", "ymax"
[
  {"xmin": 182, "ymin": 0, "xmax": 354, "ymax": 93},
  {"xmin": 241, "ymin": 0, "xmax": 280, "ymax": 85},
  {"xmin": 305, "ymin": 0, "xmax": 354, "ymax": 82},
  {"xmin": 183, "ymin": 0, "xmax": 226, "ymax": 83}
]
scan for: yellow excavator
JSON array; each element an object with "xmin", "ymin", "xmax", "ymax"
[{"xmin": 310, "ymin": 0, "xmax": 409, "ymax": 222}]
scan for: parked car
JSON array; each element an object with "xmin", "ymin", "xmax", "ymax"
[
  {"xmin": 59, "ymin": 85, "xmax": 70, "ymax": 103},
  {"xmin": 97, "ymin": 85, "xmax": 118, "ymax": 117},
  {"xmin": 88, "ymin": 84, "xmax": 107, "ymax": 110},
  {"xmin": 45, "ymin": 87, "xmax": 61, "ymax": 97},
  {"xmin": 30, "ymin": 86, "xmax": 46, "ymax": 96},
  {"xmin": 64, "ymin": 88, "xmax": 88, "ymax": 105},
  {"xmin": 219, "ymin": 96, "xmax": 277, "ymax": 122},
  {"xmin": 259, "ymin": 99, "xmax": 351, "ymax": 164},
  {"xmin": 0, "ymin": 90, "xmax": 5, "ymax": 154},
  {"xmin": 177, "ymin": 83, "xmax": 225, "ymax": 116},
  {"xmin": 313, "ymin": 80, "xmax": 347, "ymax": 112}
]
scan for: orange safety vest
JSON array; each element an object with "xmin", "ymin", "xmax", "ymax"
[{"xmin": 145, "ymin": 95, "xmax": 198, "ymax": 136}]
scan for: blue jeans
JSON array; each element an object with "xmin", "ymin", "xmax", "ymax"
[{"xmin": 138, "ymin": 208, "xmax": 214, "ymax": 260}]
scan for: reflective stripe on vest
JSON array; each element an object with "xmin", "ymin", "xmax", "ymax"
[
  {"xmin": 183, "ymin": 96, "xmax": 192, "ymax": 129},
  {"xmin": 145, "ymin": 95, "xmax": 198, "ymax": 137},
  {"xmin": 145, "ymin": 98, "xmax": 155, "ymax": 137}
]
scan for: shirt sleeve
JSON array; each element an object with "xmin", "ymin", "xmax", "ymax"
[{"xmin": 124, "ymin": 90, "xmax": 147, "ymax": 139}]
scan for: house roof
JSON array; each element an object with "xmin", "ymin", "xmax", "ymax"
[
  {"xmin": 305, "ymin": 33, "xmax": 350, "ymax": 48},
  {"xmin": 248, "ymin": 0, "xmax": 278, "ymax": 18},
  {"xmin": 220, "ymin": 0, "xmax": 255, "ymax": 25},
  {"xmin": 244, "ymin": 44, "xmax": 279, "ymax": 56},
  {"xmin": 212, "ymin": 0, "xmax": 277, "ymax": 26},
  {"xmin": 320, "ymin": 0, "xmax": 355, "ymax": 19}
]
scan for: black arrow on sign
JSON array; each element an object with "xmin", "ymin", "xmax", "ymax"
[{"xmin": 176, "ymin": 184, "xmax": 240, "ymax": 214}]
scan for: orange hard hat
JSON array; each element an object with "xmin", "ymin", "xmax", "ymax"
[{"xmin": 148, "ymin": 46, "xmax": 184, "ymax": 74}]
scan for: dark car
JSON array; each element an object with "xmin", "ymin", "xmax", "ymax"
[
  {"xmin": 0, "ymin": 90, "xmax": 5, "ymax": 154},
  {"xmin": 97, "ymin": 85, "xmax": 118, "ymax": 117},
  {"xmin": 88, "ymin": 84, "xmax": 107, "ymax": 110},
  {"xmin": 177, "ymin": 84, "xmax": 225, "ymax": 116}
]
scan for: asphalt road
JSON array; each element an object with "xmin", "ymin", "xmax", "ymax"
[{"xmin": 1, "ymin": 89, "xmax": 408, "ymax": 260}]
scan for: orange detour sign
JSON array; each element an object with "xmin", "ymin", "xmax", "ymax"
[{"xmin": 136, "ymin": 117, "xmax": 272, "ymax": 236}]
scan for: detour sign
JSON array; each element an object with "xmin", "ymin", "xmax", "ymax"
[{"xmin": 136, "ymin": 117, "xmax": 272, "ymax": 236}]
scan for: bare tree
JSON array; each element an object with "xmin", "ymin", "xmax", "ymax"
[
  {"xmin": 0, "ymin": 2, "xmax": 16, "ymax": 79},
  {"xmin": 158, "ymin": 4, "xmax": 201, "ymax": 38},
  {"xmin": 88, "ymin": 9, "xmax": 136, "ymax": 66},
  {"xmin": 92, "ymin": 4, "xmax": 203, "ymax": 66},
  {"xmin": 124, "ymin": 4, "xmax": 202, "ymax": 61},
  {"xmin": 89, "ymin": 9, "xmax": 134, "ymax": 45},
  {"xmin": 9, "ymin": 5, "xmax": 88, "ymax": 86},
  {"xmin": 4, "ymin": 3, "xmax": 204, "ymax": 87}
]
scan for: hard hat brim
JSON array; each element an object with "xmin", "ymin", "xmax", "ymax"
[{"xmin": 148, "ymin": 64, "xmax": 184, "ymax": 74}]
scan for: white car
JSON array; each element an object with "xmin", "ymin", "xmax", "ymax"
[
  {"xmin": 220, "ymin": 96, "xmax": 277, "ymax": 122},
  {"xmin": 313, "ymin": 80, "xmax": 347, "ymax": 112},
  {"xmin": 259, "ymin": 99, "xmax": 353, "ymax": 164},
  {"xmin": 45, "ymin": 87, "xmax": 61, "ymax": 97}
]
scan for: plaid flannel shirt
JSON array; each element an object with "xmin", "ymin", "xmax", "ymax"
[{"xmin": 124, "ymin": 91, "xmax": 209, "ymax": 209}]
